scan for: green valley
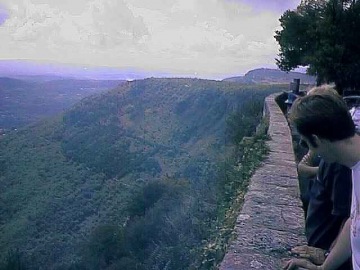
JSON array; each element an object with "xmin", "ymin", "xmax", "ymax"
[{"xmin": 0, "ymin": 78, "xmax": 288, "ymax": 269}]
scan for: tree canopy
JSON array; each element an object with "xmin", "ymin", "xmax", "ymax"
[{"xmin": 275, "ymin": 0, "xmax": 360, "ymax": 93}]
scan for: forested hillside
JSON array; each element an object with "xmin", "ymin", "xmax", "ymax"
[{"xmin": 0, "ymin": 78, "xmax": 287, "ymax": 269}]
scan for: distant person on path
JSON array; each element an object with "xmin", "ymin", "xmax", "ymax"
[{"xmin": 283, "ymin": 88, "xmax": 360, "ymax": 270}]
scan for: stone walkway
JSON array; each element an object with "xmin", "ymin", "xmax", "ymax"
[{"xmin": 219, "ymin": 93, "xmax": 306, "ymax": 269}]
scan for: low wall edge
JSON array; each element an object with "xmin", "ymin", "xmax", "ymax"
[{"xmin": 219, "ymin": 92, "xmax": 306, "ymax": 269}]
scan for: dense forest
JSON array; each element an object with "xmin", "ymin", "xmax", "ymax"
[{"xmin": 0, "ymin": 78, "xmax": 290, "ymax": 269}]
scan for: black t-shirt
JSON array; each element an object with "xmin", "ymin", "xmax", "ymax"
[{"xmin": 306, "ymin": 160, "xmax": 352, "ymax": 250}]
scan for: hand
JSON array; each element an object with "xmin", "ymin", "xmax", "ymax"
[
  {"xmin": 283, "ymin": 258, "xmax": 323, "ymax": 270},
  {"xmin": 291, "ymin": 245, "xmax": 326, "ymax": 265}
]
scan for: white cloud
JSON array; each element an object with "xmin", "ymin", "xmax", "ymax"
[{"xmin": 0, "ymin": 0, "xmax": 301, "ymax": 78}]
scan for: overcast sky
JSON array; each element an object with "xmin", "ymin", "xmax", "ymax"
[{"xmin": 0, "ymin": 0, "xmax": 301, "ymax": 79}]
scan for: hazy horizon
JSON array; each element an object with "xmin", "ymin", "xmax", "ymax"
[
  {"xmin": 0, "ymin": 59, "xmax": 309, "ymax": 81},
  {"xmin": 0, "ymin": 0, "xmax": 302, "ymax": 80}
]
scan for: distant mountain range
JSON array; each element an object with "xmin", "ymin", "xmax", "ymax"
[
  {"xmin": 0, "ymin": 67, "xmax": 314, "ymax": 131},
  {"xmin": 0, "ymin": 60, "xmax": 168, "ymax": 80},
  {"xmin": 223, "ymin": 68, "xmax": 317, "ymax": 84},
  {"xmin": 0, "ymin": 60, "xmax": 315, "ymax": 83},
  {"xmin": 0, "ymin": 77, "xmax": 124, "ymax": 129}
]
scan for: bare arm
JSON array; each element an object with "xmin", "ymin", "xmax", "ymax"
[
  {"xmin": 298, "ymin": 164, "xmax": 319, "ymax": 179},
  {"xmin": 284, "ymin": 218, "xmax": 351, "ymax": 270},
  {"xmin": 321, "ymin": 217, "xmax": 352, "ymax": 270},
  {"xmin": 329, "ymin": 218, "xmax": 348, "ymax": 250},
  {"xmin": 298, "ymin": 150, "xmax": 319, "ymax": 179}
]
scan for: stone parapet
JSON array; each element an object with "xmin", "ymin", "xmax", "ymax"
[{"xmin": 219, "ymin": 93, "xmax": 306, "ymax": 269}]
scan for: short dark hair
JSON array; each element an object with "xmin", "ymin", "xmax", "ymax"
[{"xmin": 289, "ymin": 93, "xmax": 355, "ymax": 141}]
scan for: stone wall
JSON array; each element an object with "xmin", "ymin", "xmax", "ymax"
[{"xmin": 219, "ymin": 93, "xmax": 306, "ymax": 269}]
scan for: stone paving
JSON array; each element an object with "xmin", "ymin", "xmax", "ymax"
[{"xmin": 219, "ymin": 93, "xmax": 306, "ymax": 270}]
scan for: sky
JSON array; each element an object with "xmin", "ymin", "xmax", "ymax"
[{"xmin": 0, "ymin": 0, "xmax": 302, "ymax": 79}]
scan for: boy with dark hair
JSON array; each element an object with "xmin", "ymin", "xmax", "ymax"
[
  {"xmin": 288, "ymin": 87, "xmax": 352, "ymax": 270},
  {"xmin": 284, "ymin": 92, "xmax": 360, "ymax": 270}
]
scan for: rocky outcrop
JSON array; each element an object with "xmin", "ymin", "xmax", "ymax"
[{"xmin": 219, "ymin": 93, "xmax": 306, "ymax": 269}]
